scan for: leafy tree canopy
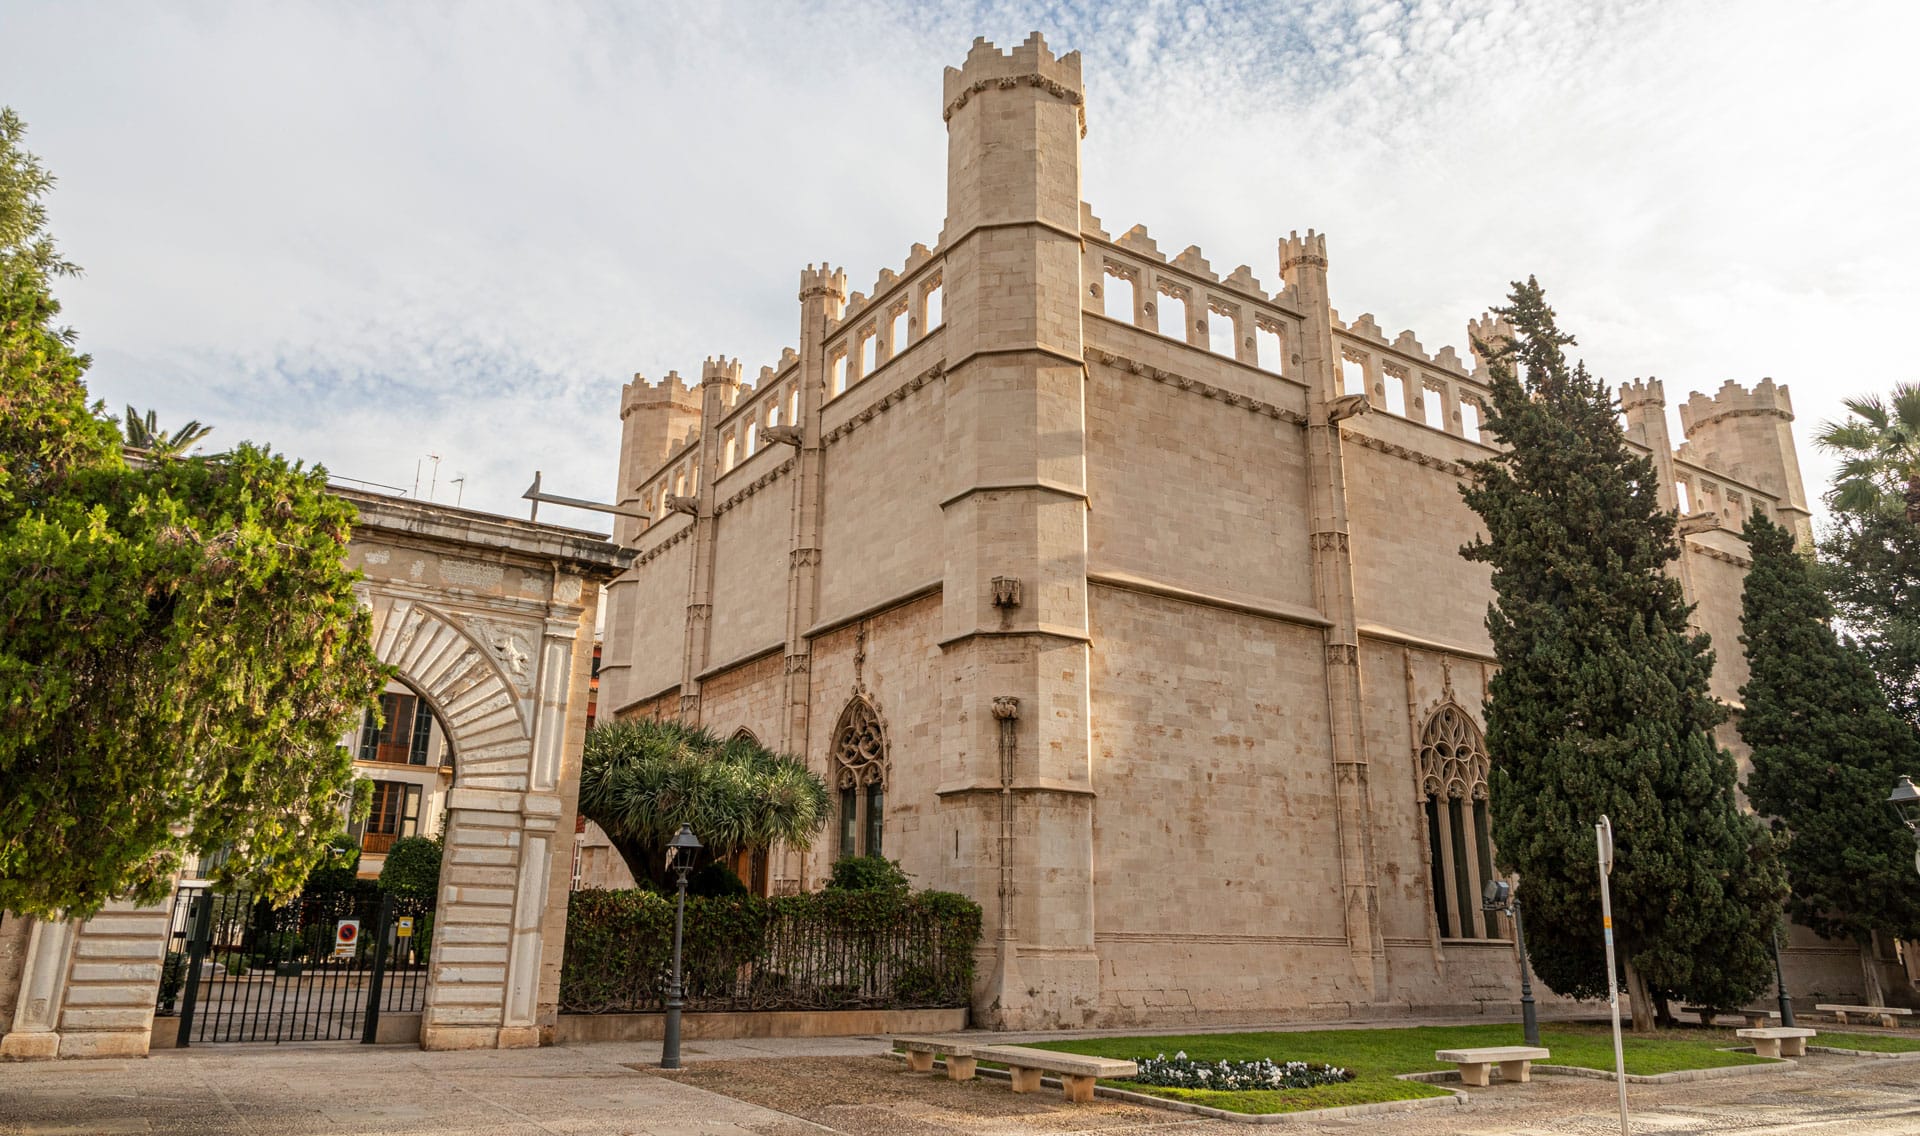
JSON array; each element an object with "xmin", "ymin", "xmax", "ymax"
[
  {"xmin": 1821, "ymin": 478, "xmax": 1920, "ymax": 732},
  {"xmin": 1816, "ymin": 383, "xmax": 1920, "ymax": 524},
  {"xmin": 0, "ymin": 109, "xmax": 386, "ymax": 919},
  {"xmin": 1460, "ymin": 277, "xmax": 1785, "ymax": 1027},
  {"xmin": 1740, "ymin": 511, "xmax": 1920, "ymax": 1003},
  {"xmin": 578, "ymin": 718, "xmax": 829, "ymax": 888},
  {"xmin": 121, "ymin": 405, "xmax": 213, "ymax": 457}
]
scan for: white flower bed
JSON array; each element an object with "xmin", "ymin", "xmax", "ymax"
[{"xmin": 1128, "ymin": 1051, "xmax": 1355, "ymax": 1092}]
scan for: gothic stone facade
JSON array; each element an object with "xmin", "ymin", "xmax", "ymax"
[{"xmin": 597, "ymin": 34, "xmax": 1864, "ymax": 1030}]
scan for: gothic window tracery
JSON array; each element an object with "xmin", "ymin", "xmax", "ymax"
[
  {"xmin": 1419, "ymin": 702, "xmax": 1500, "ymax": 940},
  {"xmin": 832, "ymin": 695, "xmax": 888, "ymax": 859}
]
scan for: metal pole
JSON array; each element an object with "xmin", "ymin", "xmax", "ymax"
[
  {"xmin": 362, "ymin": 893, "xmax": 393, "ymax": 1044},
  {"xmin": 1597, "ymin": 816, "xmax": 1629, "ymax": 1135},
  {"xmin": 1772, "ymin": 923, "xmax": 1795, "ymax": 1028},
  {"xmin": 176, "ymin": 892, "xmax": 214, "ymax": 1048},
  {"xmin": 661, "ymin": 869, "xmax": 688, "ymax": 1069},
  {"xmin": 1514, "ymin": 899, "xmax": 1540, "ymax": 1048}
]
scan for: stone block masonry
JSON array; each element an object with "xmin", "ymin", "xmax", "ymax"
[{"xmin": 596, "ymin": 31, "xmax": 1843, "ymax": 1029}]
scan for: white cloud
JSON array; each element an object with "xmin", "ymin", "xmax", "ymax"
[{"xmin": 5, "ymin": 0, "xmax": 1915, "ymax": 530}]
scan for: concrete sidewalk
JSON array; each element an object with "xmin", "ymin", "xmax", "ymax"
[
  {"xmin": 0, "ymin": 1037, "xmax": 888, "ymax": 1136},
  {"xmin": 6, "ymin": 1034, "xmax": 1920, "ymax": 1136}
]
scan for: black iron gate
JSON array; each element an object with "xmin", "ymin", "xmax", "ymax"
[{"xmin": 156, "ymin": 885, "xmax": 434, "ymax": 1045}]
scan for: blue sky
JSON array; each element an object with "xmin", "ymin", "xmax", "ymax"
[{"xmin": 4, "ymin": 0, "xmax": 1915, "ymax": 530}]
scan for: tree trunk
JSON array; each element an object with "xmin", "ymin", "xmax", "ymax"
[
  {"xmin": 1861, "ymin": 937, "xmax": 1888, "ymax": 1008},
  {"xmin": 1625, "ymin": 959, "xmax": 1656, "ymax": 1032},
  {"xmin": 606, "ymin": 832, "xmax": 667, "ymax": 890},
  {"xmin": 1905, "ymin": 469, "xmax": 1920, "ymax": 527}
]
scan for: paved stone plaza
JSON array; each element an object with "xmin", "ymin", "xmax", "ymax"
[{"xmin": 4, "ymin": 1035, "xmax": 1920, "ymax": 1136}]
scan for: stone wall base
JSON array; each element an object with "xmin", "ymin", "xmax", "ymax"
[
  {"xmin": 0, "ymin": 1031, "xmax": 60, "ymax": 1060},
  {"xmin": 420, "ymin": 1024, "xmax": 502, "ymax": 1051},
  {"xmin": 554, "ymin": 1007, "xmax": 969, "ymax": 1044},
  {"xmin": 57, "ymin": 1031, "xmax": 149, "ymax": 1059}
]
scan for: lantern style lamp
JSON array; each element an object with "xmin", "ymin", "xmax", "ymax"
[
  {"xmin": 1481, "ymin": 878, "xmax": 1539, "ymax": 1047},
  {"xmin": 1890, "ymin": 777, "xmax": 1920, "ymax": 877},
  {"xmin": 660, "ymin": 824, "xmax": 704, "ymax": 1070}
]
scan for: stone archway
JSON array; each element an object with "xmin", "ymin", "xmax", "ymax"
[
  {"xmin": 0, "ymin": 491, "xmax": 628, "ymax": 1059},
  {"xmin": 348, "ymin": 500, "xmax": 629, "ymax": 1052}
]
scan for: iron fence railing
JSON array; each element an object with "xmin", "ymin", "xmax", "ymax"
[{"xmin": 559, "ymin": 888, "xmax": 980, "ymax": 1015}]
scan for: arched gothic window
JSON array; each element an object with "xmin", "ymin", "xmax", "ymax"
[
  {"xmin": 1419, "ymin": 704, "xmax": 1499, "ymax": 939},
  {"xmin": 831, "ymin": 696, "xmax": 888, "ymax": 859},
  {"xmin": 730, "ymin": 726, "xmax": 759, "ymax": 745}
]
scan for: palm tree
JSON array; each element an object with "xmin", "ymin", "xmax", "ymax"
[
  {"xmin": 578, "ymin": 718, "xmax": 829, "ymax": 888},
  {"xmin": 121, "ymin": 405, "xmax": 212, "ymax": 456},
  {"xmin": 1817, "ymin": 384, "xmax": 1920, "ymax": 524}
]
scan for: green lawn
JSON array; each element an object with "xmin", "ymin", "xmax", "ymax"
[
  {"xmin": 1815, "ymin": 1031, "xmax": 1920, "ymax": 1053},
  {"xmin": 1014, "ymin": 1023, "xmax": 1777, "ymax": 1116}
]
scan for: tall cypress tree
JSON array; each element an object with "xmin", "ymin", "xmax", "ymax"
[
  {"xmin": 1740, "ymin": 510, "xmax": 1920, "ymax": 1006},
  {"xmin": 1461, "ymin": 278, "xmax": 1785, "ymax": 1029}
]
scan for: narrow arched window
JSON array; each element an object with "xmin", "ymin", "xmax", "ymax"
[
  {"xmin": 831, "ymin": 696, "xmax": 888, "ymax": 859},
  {"xmin": 1419, "ymin": 703, "xmax": 1498, "ymax": 939}
]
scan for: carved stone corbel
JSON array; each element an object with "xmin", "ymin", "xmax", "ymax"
[
  {"xmin": 665, "ymin": 495, "xmax": 699, "ymax": 517},
  {"xmin": 762, "ymin": 425, "xmax": 804, "ymax": 448}
]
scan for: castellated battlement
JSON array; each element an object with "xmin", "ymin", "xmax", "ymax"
[
  {"xmin": 1619, "ymin": 377, "xmax": 1667, "ymax": 411},
  {"xmin": 621, "ymin": 369, "xmax": 699, "ymax": 419},
  {"xmin": 1678, "ymin": 378, "xmax": 1793, "ymax": 433},
  {"xmin": 1280, "ymin": 229, "xmax": 1327, "ymax": 273},
  {"xmin": 942, "ymin": 32, "xmax": 1083, "ymax": 110},
  {"xmin": 799, "ymin": 263, "xmax": 848, "ymax": 302},
  {"xmin": 701, "ymin": 355, "xmax": 744, "ymax": 387}
]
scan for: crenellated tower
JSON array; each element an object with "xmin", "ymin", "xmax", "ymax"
[
  {"xmin": 615, "ymin": 371, "xmax": 701, "ymax": 544},
  {"xmin": 1677, "ymin": 379, "xmax": 1812, "ymax": 544},
  {"xmin": 676, "ymin": 356, "xmax": 745, "ymax": 721},
  {"xmin": 937, "ymin": 32, "xmax": 1098, "ymax": 1030},
  {"xmin": 1618, "ymin": 377, "xmax": 1682, "ymax": 515}
]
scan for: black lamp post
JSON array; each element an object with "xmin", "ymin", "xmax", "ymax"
[
  {"xmin": 1771, "ymin": 921, "xmax": 1795, "ymax": 1027},
  {"xmin": 1482, "ymin": 878, "xmax": 1540, "ymax": 1047},
  {"xmin": 660, "ymin": 823, "xmax": 703, "ymax": 1071},
  {"xmin": 1889, "ymin": 776, "xmax": 1920, "ymax": 878}
]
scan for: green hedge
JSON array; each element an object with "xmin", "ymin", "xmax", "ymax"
[{"xmin": 560, "ymin": 886, "xmax": 981, "ymax": 1014}]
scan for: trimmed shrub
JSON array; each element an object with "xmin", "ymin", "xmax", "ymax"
[
  {"xmin": 825, "ymin": 854, "xmax": 910, "ymax": 893},
  {"xmin": 560, "ymin": 885, "xmax": 981, "ymax": 1014},
  {"xmin": 377, "ymin": 836, "xmax": 443, "ymax": 903}
]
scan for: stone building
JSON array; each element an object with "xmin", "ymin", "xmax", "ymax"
[{"xmin": 597, "ymin": 33, "xmax": 1877, "ymax": 1029}]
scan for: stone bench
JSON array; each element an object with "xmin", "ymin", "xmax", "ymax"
[
  {"xmin": 1434, "ymin": 1045, "xmax": 1551, "ymax": 1087},
  {"xmin": 1682, "ymin": 1005, "xmax": 1782, "ymax": 1029},
  {"xmin": 1816, "ymin": 1004, "xmax": 1914, "ymax": 1029},
  {"xmin": 972, "ymin": 1044, "xmax": 1137, "ymax": 1103},
  {"xmin": 894, "ymin": 1035, "xmax": 979, "ymax": 1080},
  {"xmin": 1736, "ymin": 1026, "xmax": 1816, "ymax": 1058}
]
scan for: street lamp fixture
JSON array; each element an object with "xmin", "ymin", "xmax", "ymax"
[
  {"xmin": 660, "ymin": 824, "xmax": 704, "ymax": 1071},
  {"xmin": 1482, "ymin": 878, "xmax": 1540, "ymax": 1047},
  {"xmin": 1890, "ymin": 777, "xmax": 1920, "ymax": 878}
]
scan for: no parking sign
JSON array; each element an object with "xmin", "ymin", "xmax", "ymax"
[{"xmin": 333, "ymin": 919, "xmax": 360, "ymax": 959}]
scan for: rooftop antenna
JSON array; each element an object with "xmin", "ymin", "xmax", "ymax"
[
  {"xmin": 426, "ymin": 454, "xmax": 443, "ymax": 502},
  {"xmin": 450, "ymin": 474, "xmax": 466, "ymax": 507}
]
